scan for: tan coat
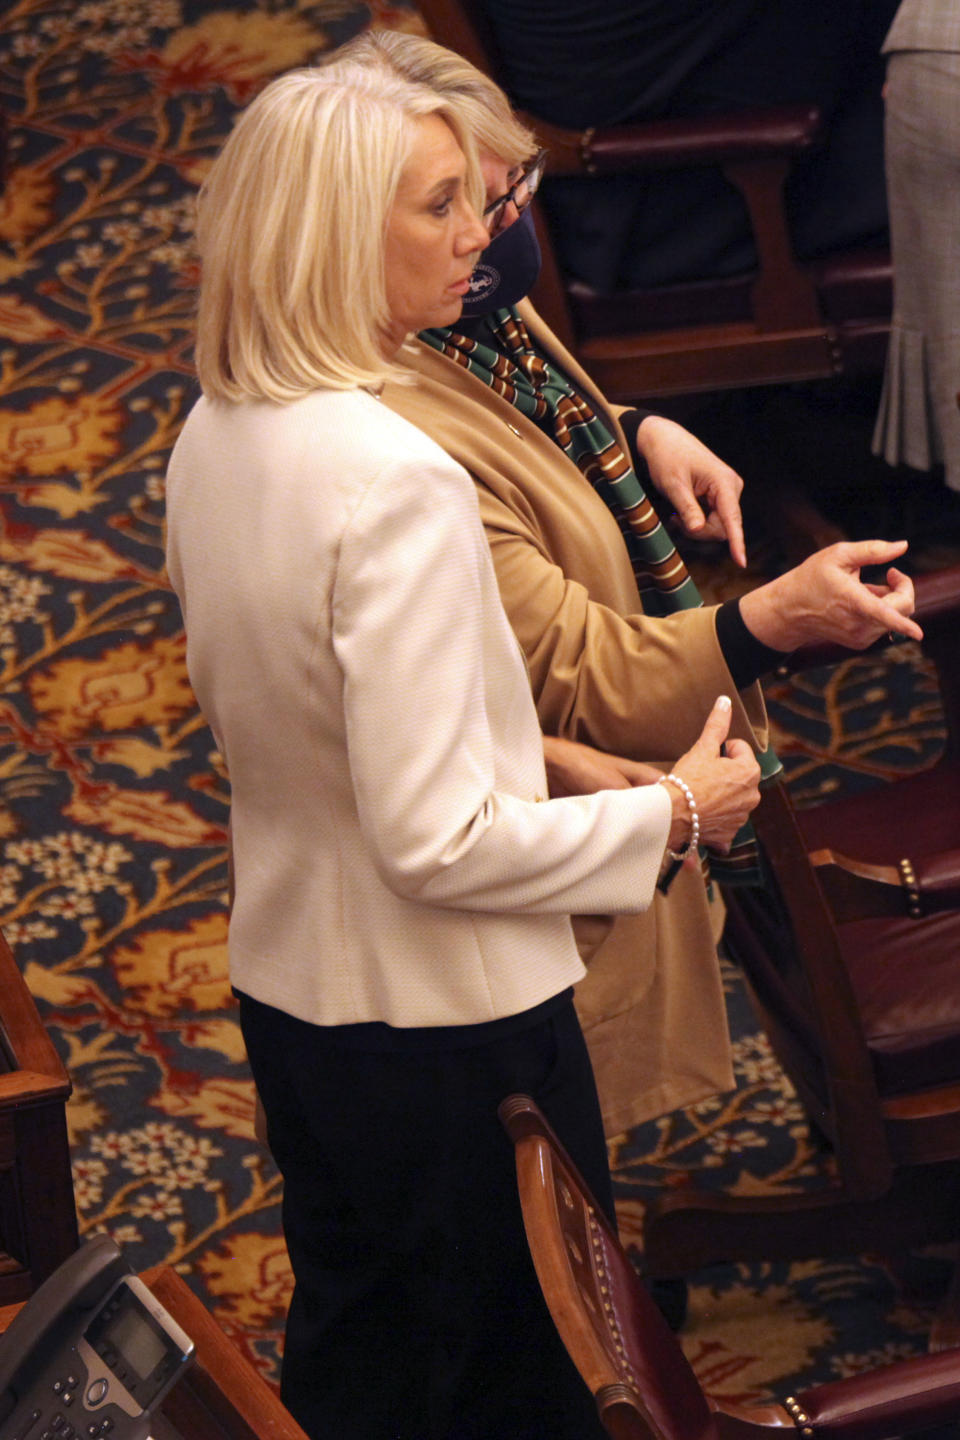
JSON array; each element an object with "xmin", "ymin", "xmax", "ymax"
[{"xmin": 383, "ymin": 301, "xmax": 769, "ymax": 1135}]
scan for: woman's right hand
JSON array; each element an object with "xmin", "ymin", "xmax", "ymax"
[{"xmin": 665, "ymin": 695, "xmax": 761, "ymax": 856}]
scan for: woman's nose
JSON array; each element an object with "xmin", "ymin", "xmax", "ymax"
[{"xmin": 459, "ymin": 204, "xmax": 491, "ymax": 255}]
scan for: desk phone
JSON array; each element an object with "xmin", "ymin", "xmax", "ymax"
[{"xmin": 0, "ymin": 1236, "xmax": 194, "ymax": 1440}]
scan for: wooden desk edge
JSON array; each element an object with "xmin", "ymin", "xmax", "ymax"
[{"xmin": 143, "ymin": 1266, "xmax": 308, "ymax": 1440}]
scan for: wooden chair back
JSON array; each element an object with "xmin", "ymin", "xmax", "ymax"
[
  {"xmin": 499, "ymin": 1094, "xmax": 712, "ymax": 1440},
  {"xmin": 0, "ymin": 929, "xmax": 78, "ymax": 1303},
  {"xmin": 500, "ymin": 1094, "xmax": 960, "ymax": 1437}
]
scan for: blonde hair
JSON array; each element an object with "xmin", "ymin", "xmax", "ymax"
[
  {"xmin": 337, "ymin": 29, "xmax": 536, "ymax": 171},
  {"xmin": 195, "ymin": 63, "xmax": 482, "ymax": 401}
]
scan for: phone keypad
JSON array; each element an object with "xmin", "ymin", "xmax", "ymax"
[
  {"xmin": 84, "ymin": 1419, "xmax": 115, "ymax": 1437},
  {"xmin": 15, "ymin": 1369, "xmax": 115, "ymax": 1440},
  {"xmin": 39, "ymin": 1413, "xmax": 78, "ymax": 1439},
  {"xmin": 12, "ymin": 1379, "xmax": 124, "ymax": 1440}
]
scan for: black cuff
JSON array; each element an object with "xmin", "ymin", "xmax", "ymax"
[
  {"xmin": 618, "ymin": 408, "xmax": 661, "ymax": 507},
  {"xmin": 716, "ymin": 598, "xmax": 790, "ymax": 689},
  {"xmin": 617, "ymin": 407, "xmax": 653, "ymax": 461}
]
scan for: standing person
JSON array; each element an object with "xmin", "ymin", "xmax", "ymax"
[
  {"xmin": 873, "ymin": 0, "xmax": 960, "ymax": 497},
  {"xmin": 341, "ymin": 30, "xmax": 924, "ymax": 1137},
  {"xmin": 164, "ymin": 59, "xmax": 763, "ymax": 1440}
]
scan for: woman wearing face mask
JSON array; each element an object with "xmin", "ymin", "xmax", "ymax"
[
  {"xmin": 341, "ymin": 30, "xmax": 922, "ymax": 1141},
  {"xmin": 166, "ymin": 53, "xmax": 763, "ymax": 1440}
]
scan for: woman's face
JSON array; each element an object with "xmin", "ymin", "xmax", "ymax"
[{"xmin": 382, "ymin": 114, "xmax": 489, "ymax": 352}]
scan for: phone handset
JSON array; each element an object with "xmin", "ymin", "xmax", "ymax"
[
  {"xmin": 0, "ymin": 1236, "xmax": 128, "ymax": 1405},
  {"xmin": 0, "ymin": 1235, "xmax": 194, "ymax": 1440}
]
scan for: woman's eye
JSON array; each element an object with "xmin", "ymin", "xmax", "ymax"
[{"xmin": 433, "ymin": 195, "xmax": 453, "ymax": 217}]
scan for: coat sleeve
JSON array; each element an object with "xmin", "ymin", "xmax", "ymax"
[
  {"xmin": 332, "ymin": 448, "xmax": 673, "ymax": 914},
  {"xmin": 473, "ymin": 478, "xmax": 769, "ymax": 763}
]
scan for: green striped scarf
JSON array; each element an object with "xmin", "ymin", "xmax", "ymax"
[
  {"xmin": 421, "ymin": 308, "xmax": 703, "ymax": 617},
  {"xmin": 421, "ymin": 307, "xmax": 780, "ymax": 885}
]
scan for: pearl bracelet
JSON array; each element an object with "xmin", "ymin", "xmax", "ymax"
[{"xmin": 659, "ymin": 772, "xmax": 700, "ymax": 861}]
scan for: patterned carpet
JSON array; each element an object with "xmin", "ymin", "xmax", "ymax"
[{"xmin": 0, "ymin": 0, "xmax": 954, "ymax": 1408}]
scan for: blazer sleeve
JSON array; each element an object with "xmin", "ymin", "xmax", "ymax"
[
  {"xmin": 332, "ymin": 449, "xmax": 674, "ymax": 915},
  {"xmin": 474, "ymin": 479, "xmax": 769, "ymax": 763}
]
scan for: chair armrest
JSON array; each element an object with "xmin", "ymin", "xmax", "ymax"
[
  {"xmin": 789, "ymin": 1347, "xmax": 960, "ymax": 1440},
  {"xmin": 529, "ymin": 104, "xmax": 823, "ymax": 177},
  {"xmin": 810, "ymin": 847, "xmax": 960, "ymax": 921},
  {"xmin": 913, "ymin": 559, "xmax": 960, "ymax": 628}
]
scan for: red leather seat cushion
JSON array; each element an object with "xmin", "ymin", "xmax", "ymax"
[
  {"xmin": 795, "ymin": 763, "xmax": 960, "ymax": 1095},
  {"xmin": 839, "ymin": 908, "xmax": 960, "ymax": 1095}
]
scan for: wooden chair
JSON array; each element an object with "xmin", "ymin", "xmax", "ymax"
[
  {"xmin": 500, "ymin": 1093, "xmax": 960, "ymax": 1440},
  {"xmin": 641, "ymin": 562, "xmax": 960, "ymax": 1288},
  {"xmin": 415, "ymin": 0, "xmax": 891, "ymax": 406},
  {"xmin": 0, "ymin": 930, "xmax": 78, "ymax": 1304}
]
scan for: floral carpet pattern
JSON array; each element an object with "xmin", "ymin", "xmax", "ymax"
[{"xmin": 0, "ymin": 0, "xmax": 953, "ymax": 1409}]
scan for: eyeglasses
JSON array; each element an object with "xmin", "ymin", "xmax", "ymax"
[{"xmin": 482, "ymin": 149, "xmax": 548, "ymax": 237}]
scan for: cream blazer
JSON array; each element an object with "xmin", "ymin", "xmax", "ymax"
[
  {"xmin": 165, "ymin": 387, "xmax": 679, "ymax": 1029},
  {"xmin": 383, "ymin": 303, "xmax": 770, "ymax": 1129}
]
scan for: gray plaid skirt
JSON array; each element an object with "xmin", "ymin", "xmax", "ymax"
[{"xmin": 873, "ymin": 48, "xmax": 960, "ymax": 493}]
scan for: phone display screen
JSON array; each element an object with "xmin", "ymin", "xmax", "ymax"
[
  {"xmin": 103, "ymin": 1306, "xmax": 168, "ymax": 1381},
  {"xmin": 84, "ymin": 1278, "xmax": 193, "ymax": 1410}
]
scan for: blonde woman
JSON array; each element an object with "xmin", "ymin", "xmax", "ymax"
[
  {"xmin": 344, "ymin": 30, "xmax": 923, "ymax": 1144},
  {"xmin": 166, "ymin": 59, "xmax": 762, "ymax": 1440}
]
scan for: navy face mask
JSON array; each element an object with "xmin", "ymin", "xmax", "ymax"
[{"xmin": 459, "ymin": 206, "xmax": 542, "ymax": 318}]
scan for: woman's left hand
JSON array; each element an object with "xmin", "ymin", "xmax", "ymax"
[
  {"xmin": 635, "ymin": 415, "xmax": 747, "ymax": 568},
  {"xmin": 543, "ymin": 735, "xmax": 662, "ymax": 797},
  {"xmin": 739, "ymin": 539, "xmax": 923, "ymax": 651}
]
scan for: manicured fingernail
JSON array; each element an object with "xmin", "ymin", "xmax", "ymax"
[{"xmin": 717, "ymin": 695, "xmax": 731, "ymax": 711}]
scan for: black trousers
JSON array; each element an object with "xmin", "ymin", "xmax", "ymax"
[{"xmin": 239, "ymin": 990, "xmax": 613, "ymax": 1440}]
